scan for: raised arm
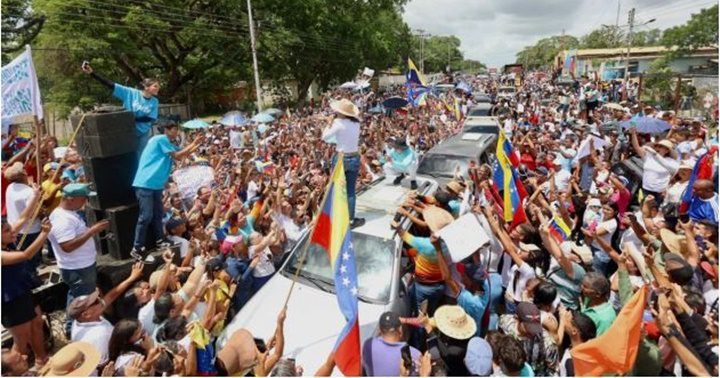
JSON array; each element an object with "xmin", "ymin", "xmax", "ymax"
[
  {"xmin": 2, "ymin": 219, "xmax": 51, "ymax": 265},
  {"xmin": 432, "ymin": 236, "xmax": 460, "ymax": 297},
  {"xmin": 629, "ymin": 129, "xmax": 646, "ymax": 158},
  {"xmin": 103, "ymin": 262, "xmax": 144, "ymax": 308}
]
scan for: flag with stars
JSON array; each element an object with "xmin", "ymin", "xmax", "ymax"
[
  {"xmin": 309, "ymin": 155, "xmax": 361, "ymax": 376},
  {"xmin": 492, "ymin": 130, "xmax": 527, "ymax": 228}
]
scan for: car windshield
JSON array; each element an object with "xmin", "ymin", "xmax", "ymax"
[
  {"xmin": 282, "ymin": 231, "xmax": 395, "ymax": 303},
  {"xmin": 468, "ymin": 108, "xmax": 490, "ymax": 117},
  {"xmin": 418, "ymin": 154, "xmax": 469, "ymax": 177},
  {"xmin": 464, "ymin": 125, "xmax": 498, "ymax": 134}
]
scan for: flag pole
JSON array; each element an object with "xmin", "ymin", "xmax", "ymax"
[
  {"xmin": 15, "ymin": 113, "xmax": 88, "ymax": 248},
  {"xmin": 34, "ymin": 116, "xmax": 42, "ymax": 184},
  {"xmin": 282, "ymin": 151, "xmax": 345, "ymax": 309}
]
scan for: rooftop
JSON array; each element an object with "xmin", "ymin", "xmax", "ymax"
[{"xmin": 557, "ymin": 45, "xmax": 718, "ymax": 60}]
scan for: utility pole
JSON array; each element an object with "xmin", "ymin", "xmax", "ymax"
[
  {"xmin": 615, "ymin": 0, "xmax": 621, "ymax": 28},
  {"xmin": 414, "ymin": 29, "xmax": 428, "ymax": 75},
  {"xmin": 622, "ymin": 7, "xmax": 635, "ymax": 101},
  {"xmin": 247, "ymin": 0, "xmax": 263, "ymax": 112}
]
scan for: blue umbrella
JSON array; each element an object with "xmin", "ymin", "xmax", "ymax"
[
  {"xmin": 262, "ymin": 108, "xmax": 283, "ymax": 116},
  {"xmin": 382, "ymin": 96, "xmax": 409, "ymax": 109},
  {"xmin": 182, "ymin": 119, "xmax": 210, "ymax": 129},
  {"xmin": 252, "ymin": 113, "xmax": 275, "ymax": 123},
  {"xmin": 220, "ymin": 111, "xmax": 247, "ymax": 126},
  {"xmin": 620, "ymin": 117, "xmax": 671, "ymax": 134}
]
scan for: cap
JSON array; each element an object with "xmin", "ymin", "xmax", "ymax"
[
  {"xmin": 43, "ymin": 162, "xmax": 60, "ymax": 173},
  {"xmin": 700, "ymin": 261, "xmax": 717, "ymax": 280},
  {"xmin": 464, "ymin": 337, "xmax": 493, "ymax": 376},
  {"xmin": 62, "ymin": 183, "xmax": 96, "ymax": 198},
  {"xmin": 516, "ymin": 302, "xmax": 542, "ymax": 337},
  {"xmin": 587, "ymin": 198, "xmax": 602, "ymax": 208},
  {"xmin": 165, "ymin": 217, "xmax": 185, "ymax": 233},
  {"xmin": 206, "ymin": 257, "xmax": 226, "ymax": 273},
  {"xmin": 67, "ymin": 290, "xmax": 100, "ymax": 318},
  {"xmin": 378, "ymin": 311, "xmax": 401, "ymax": 332},
  {"xmin": 535, "ymin": 166, "xmax": 549, "ymax": 176}
]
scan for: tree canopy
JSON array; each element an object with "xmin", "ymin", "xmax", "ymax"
[{"xmin": 662, "ymin": 4, "xmax": 718, "ymax": 57}]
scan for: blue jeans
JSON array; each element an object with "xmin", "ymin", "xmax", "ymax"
[
  {"xmin": 343, "ymin": 155, "xmax": 361, "ymax": 220},
  {"xmin": 61, "ymin": 263, "xmax": 97, "ymax": 335},
  {"xmin": 133, "ymin": 188, "xmax": 164, "ymax": 249},
  {"xmin": 591, "ymin": 245, "xmax": 611, "ymax": 276},
  {"xmin": 137, "ymin": 130, "xmax": 151, "ymax": 159},
  {"xmin": 411, "ymin": 281, "xmax": 445, "ymax": 315}
]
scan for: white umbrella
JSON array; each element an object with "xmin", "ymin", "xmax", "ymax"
[{"xmin": 339, "ymin": 81, "xmax": 358, "ymax": 90}]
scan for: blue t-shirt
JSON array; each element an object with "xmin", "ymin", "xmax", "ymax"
[
  {"xmin": 132, "ymin": 135, "xmax": 178, "ymax": 190},
  {"xmin": 113, "ymin": 84, "xmax": 159, "ymax": 136},
  {"xmin": 688, "ymin": 193, "xmax": 718, "ymax": 224},
  {"xmin": 457, "ymin": 282, "xmax": 490, "ymax": 337}
]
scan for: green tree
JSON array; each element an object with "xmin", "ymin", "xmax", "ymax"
[
  {"xmin": 1, "ymin": 0, "xmax": 45, "ymax": 63},
  {"xmin": 641, "ymin": 57, "xmax": 675, "ymax": 108},
  {"xmin": 459, "ymin": 59, "xmax": 486, "ymax": 73},
  {"xmin": 411, "ymin": 35, "xmax": 463, "ymax": 73},
  {"xmin": 662, "ymin": 4, "xmax": 718, "ymax": 56},
  {"xmin": 580, "ymin": 25, "xmax": 624, "ymax": 49},
  {"xmin": 631, "ymin": 29, "xmax": 663, "ymax": 47},
  {"xmin": 515, "ymin": 35, "xmax": 579, "ymax": 69}
]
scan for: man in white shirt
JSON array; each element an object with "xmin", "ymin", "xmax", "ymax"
[
  {"xmin": 48, "ymin": 183, "xmax": 109, "ymax": 336},
  {"xmin": 69, "ymin": 262, "xmax": 143, "ymax": 365},
  {"xmin": 4, "ymin": 162, "xmax": 43, "ymax": 270}
]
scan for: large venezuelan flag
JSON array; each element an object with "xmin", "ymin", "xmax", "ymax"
[
  {"xmin": 406, "ymin": 58, "xmax": 426, "ymax": 86},
  {"xmin": 548, "ymin": 213, "xmax": 572, "ymax": 243},
  {"xmin": 309, "ymin": 157, "xmax": 361, "ymax": 376},
  {"xmin": 492, "ymin": 131, "xmax": 527, "ymax": 228}
]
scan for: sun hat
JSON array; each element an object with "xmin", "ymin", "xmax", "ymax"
[
  {"xmin": 678, "ymin": 160, "xmax": 694, "ymax": 170},
  {"xmin": 446, "ymin": 181, "xmax": 465, "ymax": 195},
  {"xmin": 330, "ymin": 98, "xmax": 360, "ymax": 119},
  {"xmin": 659, "ymin": 229, "xmax": 687, "ymax": 255},
  {"xmin": 654, "ymin": 139, "xmax": 678, "ymax": 158},
  {"xmin": 422, "ymin": 205, "xmax": 454, "ymax": 232},
  {"xmin": 3, "ymin": 162, "xmax": 25, "ymax": 180},
  {"xmin": 67, "ymin": 289, "xmax": 101, "ymax": 318},
  {"xmin": 434, "ymin": 305, "xmax": 477, "ymax": 340},
  {"xmin": 516, "ymin": 302, "xmax": 543, "ymax": 337},
  {"xmin": 39, "ymin": 342, "xmax": 101, "ymax": 376},
  {"xmin": 561, "ymin": 241, "xmax": 593, "ymax": 265},
  {"xmin": 519, "ymin": 243, "xmax": 541, "ymax": 253},
  {"xmin": 464, "ymin": 337, "xmax": 493, "ymax": 376}
]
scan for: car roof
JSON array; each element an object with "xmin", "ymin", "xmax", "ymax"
[
  {"xmin": 469, "ymin": 103, "xmax": 492, "ymax": 110},
  {"xmin": 424, "ymin": 133, "xmax": 496, "ymax": 158},
  {"xmin": 464, "ymin": 116, "xmax": 499, "ymax": 126}
]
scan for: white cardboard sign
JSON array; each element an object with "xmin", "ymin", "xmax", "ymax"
[{"xmin": 439, "ymin": 213, "xmax": 491, "ymax": 262}]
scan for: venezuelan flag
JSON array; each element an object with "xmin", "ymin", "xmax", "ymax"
[
  {"xmin": 406, "ymin": 58, "xmax": 426, "ymax": 86},
  {"xmin": 548, "ymin": 213, "xmax": 572, "ymax": 243},
  {"xmin": 492, "ymin": 131, "xmax": 527, "ymax": 227},
  {"xmin": 679, "ymin": 145, "xmax": 717, "ymax": 213},
  {"xmin": 309, "ymin": 156, "xmax": 361, "ymax": 376}
]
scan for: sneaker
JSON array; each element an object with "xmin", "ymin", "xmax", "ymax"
[
  {"xmin": 155, "ymin": 238, "xmax": 174, "ymax": 249},
  {"xmin": 410, "ymin": 180, "xmax": 418, "ymax": 190},
  {"xmin": 130, "ymin": 246, "xmax": 146, "ymax": 262},
  {"xmin": 393, "ymin": 174, "xmax": 405, "ymax": 185},
  {"xmin": 350, "ymin": 218, "xmax": 366, "ymax": 229}
]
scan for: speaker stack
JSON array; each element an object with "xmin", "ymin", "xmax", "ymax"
[{"xmin": 73, "ymin": 107, "xmax": 140, "ymax": 260}]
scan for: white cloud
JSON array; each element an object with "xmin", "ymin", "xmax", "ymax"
[{"xmin": 402, "ymin": 0, "xmax": 716, "ymax": 67}]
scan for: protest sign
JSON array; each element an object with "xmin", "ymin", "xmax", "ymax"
[
  {"xmin": 573, "ymin": 134, "xmax": 608, "ymax": 164},
  {"xmin": 230, "ymin": 130, "xmax": 244, "ymax": 149},
  {"xmin": 172, "ymin": 165, "xmax": 215, "ymax": 200},
  {"xmin": 439, "ymin": 213, "xmax": 490, "ymax": 262},
  {"xmin": 1, "ymin": 46, "xmax": 43, "ymax": 120},
  {"xmin": 362, "ymin": 67, "xmax": 375, "ymax": 78}
]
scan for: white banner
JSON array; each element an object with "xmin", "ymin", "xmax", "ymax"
[
  {"xmin": 439, "ymin": 213, "xmax": 491, "ymax": 263},
  {"xmin": 1, "ymin": 46, "xmax": 43, "ymax": 120},
  {"xmin": 229, "ymin": 130, "xmax": 244, "ymax": 149},
  {"xmin": 172, "ymin": 165, "xmax": 215, "ymax": 200}
]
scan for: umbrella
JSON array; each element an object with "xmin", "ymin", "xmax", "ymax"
[
  {"xmin": 182, "ymin": 119, "xmax": 210, "ymax": 129},
  {"xmin": 251, "ymin": 113, "xmax": 275, "ymax": 123},
  {"xmin": 382, "ymin": 97, "xmax": 409, "ymax": 109},
  {"xmin": 603, "ymin": 103, "xmax": 624, "ymax": 111},
  {"xmin": 339, "ymin": 81, "xmax": 358, "ymax": 90},
  {"xmin": 220, "ymin": 111, "xmax": 247, "ymax": 126},
  {"xmin": 262, "ymin": 108, "xmax": 283, "ymax": 116},
  {"xmin": 620, "ymin": 117, "xmax": 671, "ymax": 134}
]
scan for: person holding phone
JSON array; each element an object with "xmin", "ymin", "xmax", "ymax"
[
  {"xmin": 361, "ymin": 311, "xmax": 421, "ymax": 376},
  {"xmin": 81, "ymin": 62, "xmax": 160, "ymax": 157}
]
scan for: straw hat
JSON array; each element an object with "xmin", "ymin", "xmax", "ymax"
[
  {"xmin": 40, "ymin": 342, "xmax": 100, "ymax": 376},
  {"xmin": 446, "ymin": 181, "xmax": 465, "ymax": 195},
  {"xmin": 660, "ymin": 229, "xmax": 687, "ymax": 255},
  {"xmin": 434, "ymin": 305, "xmax": 477, "ymax": 340},
  {"xmin": 422, "ymin": 205, "xmax": 454, "ymax": 232},
  {"xmin": 330, "ymin": 99, "xmax": 360, "ymax": 119},
  {"xmin": 654, "ymin": 139, "xmax": 678, "ymax": 158},
  {"xmin": 3, "ymin": 162, "xmax": 25, "ymax": 181},
  {"xmin": 561, "ymin": 241, "xmax": 593, "ymax": 265}
]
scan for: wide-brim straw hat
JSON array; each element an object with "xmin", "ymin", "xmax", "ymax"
[
  {"xmin": 330, "ymin": 99, "xmax": 360, "ymax": 119},
  {"xmin": 434, "ymin": 305, "xmax": 477, "ymax": 340},
  {"xmin": 422, "ymin": 205, "xmax": 454, "ymax": 232},
  {"xmin": 660, "ymin": 229, "xmax": 687, "ymax": 255},
  {"xmin": 654, "ymin": 139, "xmax": 678, "ymax": 159},
  {"xmin": 40, "ymin": 342, "xmax": 100, "ymax": 376},
  {"xmin": 446, "ymin": 181, "xmax": 465, "ymax": 195}
]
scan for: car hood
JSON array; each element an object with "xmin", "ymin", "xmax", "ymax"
[{"xmin": 217, "ymin": 272, "xmax": 386, "ymax": 375}]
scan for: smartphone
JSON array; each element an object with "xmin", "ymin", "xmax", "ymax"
[
  {"xmin": 420, "ymin": 299, "xmax": 429, "ymax": 315},
  {"xmin": 81, "ymin": 61, "xmax": 90, "ymax": 70},
  {"xmin": 401, "ymin": 344, "xmax": 413, "ymax": 370},
  {"xmin": 253, "ymin": 338, "xmax": 267, "ymax": 353}
]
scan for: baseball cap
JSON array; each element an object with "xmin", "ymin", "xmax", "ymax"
[
  {"xmin": 165, "ymin": 217, "xmax": 185, "ymax": 234},
  {"xmin": 62, "ymin": 183, "xmax": 96, "ymax": 198},
  {"xmin": 516, "ymin": 302, "xmax": 543, "ymax": 337},
  {"xmin": 464, "ymin": 337, "xmax": 493, "ymax": 376},
  {"xmin": 378, "ymin": 311, "xmax": 401, "ymax": 332},
  {"xmin": 68, "ymin": 289, "xmax": 101, "ymax": 318}
]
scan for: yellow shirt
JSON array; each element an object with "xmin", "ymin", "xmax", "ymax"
[{"xmin": 41, "ymin": 180, "xmax": 62, "ymax": 212}]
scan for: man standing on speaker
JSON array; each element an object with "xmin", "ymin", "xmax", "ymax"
[
  {"xmin": 130, "ymin": 122, "xmax": 203, "ymax": 258},
  {"xmin": 81, "ymin": 62, "xmax": 160, "ymax": 157},
  {"xmin": 47, "ymin": 183, "xmax": 110, "ymax": 337}
]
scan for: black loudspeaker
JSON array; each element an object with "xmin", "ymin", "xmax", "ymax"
[
  {"xmin": 73, "ymin": 108, "xmax": 137, "ymax": 158},
  {"xmin": 84, "ymin": 207, "xmax": 108, "ymax": 255},
  {"xmin": 83, "ymin": 152, "xmax": 138, "ymax": 209},
  {"xmin": 104, "ymin": 204, "xmax": 139, "ymax": 260}
]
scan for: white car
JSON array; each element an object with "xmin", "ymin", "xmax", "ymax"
[{"xmin": 217, "ymin": 177, "xmax": 438, "ymax": 375}]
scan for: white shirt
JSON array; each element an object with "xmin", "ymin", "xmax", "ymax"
[
  {"xmin": 503, "ymin": 119, "xmax": 514, "ymax": 135},
  {"xmin": 591, "ymin": 218, "xmax": 618, "ymax": 250},
  {"xmin": 247, "ymin": 180, "xmax": 259, "ymax": 201},
  {"xmin": 665, "ymin": 181, "xmax": 689, "ymax": 205},
  {"xmin": 506, "ymin": 263, "xmax": 536, "ymax": 303},
  {"xmin": 642, "ymin": 148, "xmax": 679, "ymax": 192},
  {"xmin": 272, "ymin": 213, "xmax": 302, "ymax": 242},
  {"xmin": 169, "ymin": 235, "xmax": 189, "ymax": 258},
  {"xmin": 138, "ymin": 298, "xmax": 157, "ymax": 335},
  {"xmin": 72, "ymin": 317, "xmax": 113, "ymax": 364},
  {"xmin": 322, "ymin": 118, "xmax": 360, "ymax": 153},
  {"xmin": 48, "ymin": 207, "xmax": 97, "ymax": 270},
  {"xmin": 553, "ymin": 169, "xmax": 572, "ymax": 192},
  {"xmin": 5, "ymin": 182, "xmax": 41, "ymax": 234},
  {"xmin": 249, "ymin": 244, "xmax": 275, "ymax": 278}
]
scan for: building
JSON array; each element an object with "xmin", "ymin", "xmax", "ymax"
[{"xmin": 556, "ymin": 46, "xmax": 718, "ymax": 80}]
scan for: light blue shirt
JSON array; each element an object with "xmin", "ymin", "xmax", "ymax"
[
  {"xmin": 113, "ymin": 84, "xmax": 159, "ymax": 136},
  {"xmin": 132, "ymin": 135, "xmax": 178, "ymax": 190},
  {"xmin": 389, "ymin": 147, "xmax": 417, "ymax": 172},
  {"xmin": 457, "ymin": 281, "xmax": 490, "ymax": 336}
]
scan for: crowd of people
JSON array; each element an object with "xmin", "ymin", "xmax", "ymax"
[{"xmin": 1, "ymin": 63, "xmax": 718, "ymax": 377}]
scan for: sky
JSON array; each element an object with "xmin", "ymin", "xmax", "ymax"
[{"xmin": 402, "ymin": 0, "xmax": 717, "ymax": 68}]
